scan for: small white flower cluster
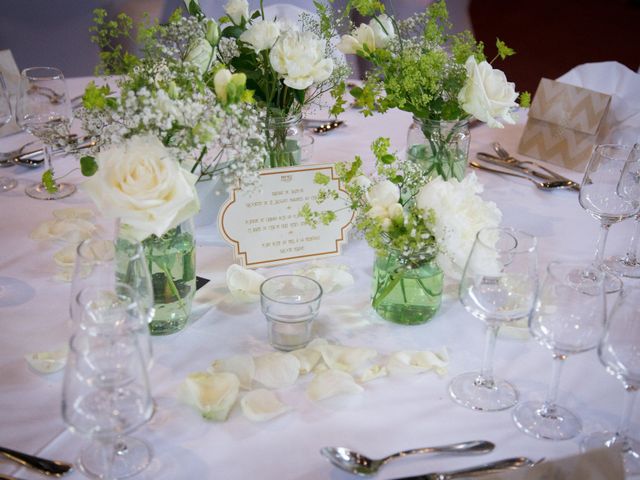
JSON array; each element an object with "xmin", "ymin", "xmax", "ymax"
[{"xmin": 218, "ymin": 37, "xmax": 240, "ymax": 64}]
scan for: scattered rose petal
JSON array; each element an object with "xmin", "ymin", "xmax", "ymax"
[
  {"xmin": 31, "ymin": 218, "xmax": 98, "ymax": 244},
  {"xmin": 25, "ymin": 346, "xmax": 69, "ymax": 374},
  {"xmin": 240, "ymin": 389, "xmax": 291, "ymax": 422},
  {"xmin": 53, "ymin": 268, "xmax": 74, "ymax": 283},
  {"xmin": 53, "ymin": 244, "xmax": 78, "ymax": 268},
  {"xmin": 295, "ymin": 262, "xmax": 354, "ymax": 293},
  {"xmin": 307, "ymin": 369, "xmax": 363, "ymax": 401},
  {"xmin": 291, "ymin": 347, "xmax": 322, "ymax": 374},
  {"xmin": 253, "ymin": 352, "xmax": 300, "ymax": 389},
  {"xmin": 53, "ymin": 207, "xmax": 96, "ymax": 221},
  {"xmin": 316, "ymin": 344, "xmax": 378, "ymax": 373},
  {"xmin": 179, "ymin": 371, "xmax": 240, "ymax": 421},
  {"xmin": 226, "ymin": 264, "xmax": 266, "ymax": 302},
  {"xmin": 209, "ymin": 354, "xmax": 255, "ymax": 390},
  {"xmin": 387, "ymin": 349, "xmax": 449, "ymax": 376},
  {"xmin": 358, "ymin": 364, "xmax": 388, "ymax": 383}
]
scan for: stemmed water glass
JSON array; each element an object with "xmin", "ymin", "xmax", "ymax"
[
  {"xmin": 581, "ymin": 284, "xmax": 640, "ymax": 476},
  {"xmin": 512, "ymin": 261, "xmax": 609, "ymax": 440},
  {"xmin": 579, "ymin": 144, "xmax": 640, "ymax": 288},
  {"xmin": 0, "ymin": 73, "xmax": 17, "ymax": 192},
  {"xmin": 62, "ymin": 330, "xmax": 154, "ymax": 479},
  {"xmin": 449, "ymin": 227, "xmax": 538, "ymax": 411},
  {"xmin": 15, "ymin": 66, "xmax": 75, "ymax": 200}
]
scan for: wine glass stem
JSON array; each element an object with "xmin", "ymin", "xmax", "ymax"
[
  {"xmin": 478, "ymin": 323, "xmax": 499, "ymax": 387},
  {"xmin": 540, "ymin": 353, "xmax": 566, "ymax": 415},
  {"xmin": 94, "ymin": 436, "xmax": 116, "ymax": 480},
  {"xmin": 625, "ymin": 216, "xmax": 640, "ymax": 265},
  {"xmin": 615, "ymin": 385, "xmax": 638, "ymax": 440},
  {"xmin": 43, "ymin": 143, "xmax": 56, "ymax": 186},
  {"xmin": 594, "ymin": 222, "xmax": 611, "ymax": 265}
]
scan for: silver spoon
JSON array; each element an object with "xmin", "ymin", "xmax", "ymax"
[
  {"xmin": 320, "ymin": 440, "xmax": 494, "ymax": 476},
  {"xmin": 470, "ymin": 162, "xmax": 576, "ymax": 190},
  {"xmin": 0, "ymin": 446, "xmax": 73, "ymax": 477}
]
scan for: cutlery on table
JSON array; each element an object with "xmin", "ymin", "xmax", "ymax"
[
  {"xmin": 302, "ymin": 119, "xmax": 345, "ymax": 134},
  {"xmin": 321, "ymin": 440, "xmax": 494, "ymax": 476},
  {"xmin": 0, "ymin": 140, "xmax": 39, "ymax": 166},
  {"xmin": 0, "ymin": 136, "xmax": 97, "ymax": 168},
  {"xmin": 390, "ymin": 456, "xmax": 538, "ymax": 480},
  {"xmin": 0, "ymin": 446, "xmax": 73, "ymax": 477},
  {"xmin": 470, "ymin": 161, "xmax": 577, "ymax": 191}
]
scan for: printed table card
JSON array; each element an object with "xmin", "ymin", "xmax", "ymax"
[{"xmin": 219, "ymin": 164, "xmax": 353, "ymax": 268}]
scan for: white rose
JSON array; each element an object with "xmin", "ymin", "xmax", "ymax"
[
  {"xmin": 214, "ymin": 69, "xmax": 233, "ymax": 103},
  {"xmin": 269, "ymin": 31, "xmax": 333, "ymax": 90},
  {"xmin": 416, "ymin": 172, "xmax": 502, "ymax": 279},
  {"xmin": 239, "ymin": 19, "xmax": 280, "ymax": 53},
  {"xmin": 458, "ymin": 56, "xmax": 518, "ymax": 128},
  {"xmin": 369, "ymin": 14, "xmax": 395, "ymax": 49},
  {"xmin": 224, "ymin": 0, "xmax": 249, "ymax": 24},
  {"xmin": 185, "ymin": 37, "xmax": 214, "ymax": 74},
  {"xmin": 366, "ymin": 180, "xmax": 403, "ymax": 231},
  {"xmin": 82, "ymin": 135, "xmax": 200, "ymax": 242},
  {"xmin": 337, "ymin": 24, "xmax": 375, "ymax": 54},
  {"xmin": 350, "ymin": 174, "xmax": 372, "ymax": 191}
]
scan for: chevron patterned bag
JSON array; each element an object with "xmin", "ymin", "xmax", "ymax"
[{"xmin": 518, "ymin": 78, "xmax": 611, "ymax": 171}]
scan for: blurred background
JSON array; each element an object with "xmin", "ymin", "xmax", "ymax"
[{"xmin": 1, "ymin": 0, "xmax": 639, "ymax": 94}]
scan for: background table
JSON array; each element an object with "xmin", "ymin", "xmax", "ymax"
[{"xmin": 0, "ymin": 77, "xmax": 638, "ymax": 479}]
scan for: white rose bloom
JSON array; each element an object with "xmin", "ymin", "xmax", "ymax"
[
  {"xmin": 366, "ymin": 180, "xmax": 403, "ymax": 231},
  {"xmin": 239, "ymin": 19, "xmax": 280, "ymax": 53},
  {"xmin": 458, "ymin": 56, "xmax": 518, "ymax": 128},
  {"xmin": 337, "ymin": 23, "xmax": 375, "ymax": 54},
  {"xmin": 416, "ymin": 172, "xmax": 502, "ymax": 279},
  {"xmin": 82, "ymin": 135, "xmax": 200, "ymax": 242},
  {"xmin": 214, "ymin": 68, "xmax": 233, "ymax": 104},
  {"xmin": 185, "ymin": 37, "xmax": 214, "ymax": 74},
  {"xmin": 269, "ymin": 31, "xmax": 333, "ymax": 90},
  {"xmin": 224, "ymin": 0, "xmax": 249, "ymax": 24},
  {"xmin": 350, "ymin": 175, "xmax": 372, "ymax": 191},
  {"xmin": 369, "ymin": 14, "xmax": 395, "ymax": 49}
]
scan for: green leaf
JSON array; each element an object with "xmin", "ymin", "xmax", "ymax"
[
  {"xmin": 80, "ymin": 156, "xmax": 98, "ymax": 176},
  {"xmin": 519, "ymin": 91, "xmax": 531, "ymax": 108},
  {"xmin": 42, "ymin": 169, "xmax": 57, "ymax": 193},
  {"xmin": 221, "ymin": 25, "xmax": 244, "ymax": 39},
  {"xmin": 381, "ymin": 154, "xmax": 395, "ymax": 165},
  {"xmin": 496, "ymin": 38, "xmax": 515, "ymax": 60},
  {"xmin": 314, "ymin": 172, "xmax": 330, "ymax": 185}
]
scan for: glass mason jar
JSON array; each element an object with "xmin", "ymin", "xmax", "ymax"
[
  {"xmin": 141, "ymin": 217, "xmax": 196, "ymax": 335},
  {"xmin": 265, "ymin": 112, "xmax": 304, "ymax": 168},
  {"xmin": 406, "ymin": 117, "xmax": 471, "ymax": 181},
  {"xmin": 371, "ymin": 249, "xmax": 443, "ymax": 325}
]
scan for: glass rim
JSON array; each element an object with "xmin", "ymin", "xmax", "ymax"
[
  {"xmin": 260, "ymin": 274, "xmax": 323, "ymax": 305},
  {"xmin": 475, "ymin": 226, "xmax": 537, "ymax": 254},
  {"xmin": 76, "ymin": 237, "xmax": 144, "ymax": 264},
  {"xmin": 74, "ymin": 282, "xmax": 140, "ymax": 314},
  {"xmin": 21, "ymin": 66, "xmax": 64, "ymax": 80}
]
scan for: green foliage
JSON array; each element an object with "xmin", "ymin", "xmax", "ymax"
[
  {"xmin": 496, "ymin": 38, "xmax": 515, "ymax": 60},
  {"xmin": 80, "ymin": 156, "xmax": 98, "ymax": 177},
  {"xmin": 82, "ymin": 81, "xmax": 115, "ymax": 110},
  {"xmin": 345, "ymin": 0, "xmax": 385, "ymax": 16},
  {"xmin": 519, "ymin": 91, "xmax": 531, "ymax": 108},
  {"xmin": 90, "ymin": 9, "xmax": 138, "ymax": 75},
  {"xmin": 42, "ymin": 169, "xmax": 57, "ymax": 193},
  {"xmin": 314, "ymin": 172, "xmax": 331, "ymax": 185}
]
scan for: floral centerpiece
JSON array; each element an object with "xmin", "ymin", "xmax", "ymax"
[
  {"xmin": 329, "ymin": 0, "xmax": 528, "ymax": 180},
  {"xmin": 302, "ymin": 137, "xmax": 502, "ymax": 324},
  {"xmin": 202, "ymin": 0, "xmax": 348, "ymax": 166},
  {"xmin": 69, "ymin": 7, "xmax": 268, "ymax": 335}
]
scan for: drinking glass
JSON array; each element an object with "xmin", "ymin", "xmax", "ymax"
[
  {"xmin": 15, "ymin": 66, "xmax": 75, "ymax": 200},
  {"xmin": 0, "ymin": 73, "xmax": 17, "ymax": 192},
  {"xmin": 603, "ymin": 144, "xmax": 640, "ymax": 278},
  {"xmin": 512, "ymin": 261, "xmax": 607, "ymax": 440},
  {"xmin": 449, "ymin": 227, "xmax": 538, "ymax": 411},
  {"xmin": 581, "ymin": 284, "xmax": 640, "ymax": 476},
  {"xmin": 579, "ymin": 144, "xmax": 640, "ymax": 288},
  {"xmin": 62, "ymin": 331, "xmax": 154, "ymax": 479}
]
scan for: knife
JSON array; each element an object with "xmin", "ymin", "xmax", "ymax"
[
  {"xmin": 0, "ymin": 446, "xmax": 73, "ymax": 477},
  {"xmin": 6, "ymin": 137, "xmax": 98, "ymax": 168},
  {"xmin": 390, "ymin": 456, "xmax": 535, "ymax": 480}
]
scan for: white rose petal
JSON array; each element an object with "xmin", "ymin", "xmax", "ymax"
[
  {"xmin": 179, "ymin": 371, "xmax": 240, "ymax": 421},
  {"xmin": 253, "ymin": 352, "xmax": 300, "ymax": 389},
  {"xmin": 31, "ymin": 218, "xmax": 97, "ymax": 244},
  {"xmin": 214, "ymin": 68, "xmax": 233, "ymax": 104},
  {"xmin": 53, "ymin": 208, "xmax": 95, "ymax": 221},
  {"xmin": 316, "ymin": 344, "xmax": 377, "ymax": 373},
  {"xmin": 82, "ymin": 134, "xmax": 200, "ymax": 242},
  {"xmin": 185, "ymin": 37, "xmax": 214, "ymax": 74},
  {"xmin": 53, "ymin": 268, "xmax": 74, "ymax": 283},
  {"xmin": 366, "ymin": 180, "xmax": 400, "ymax": 208},
  {"xmin": 350, "ymin": 175, "xmax": 372, "ymax": 191},
  {"xmin": 25, "ymin": 345, "xmax": 68, "ymax": 374},
  {"xmin": 458, "ymin": 55, "xmax": 518, "ymax": 128},
  {"xmin": 369, "ymin": 14, "xmax": 395, "ymax": 49},
  {"xmin": 226, "ymin": 264, "xmax": 265, "ymax": 303},
  {"xmin": 387, "ymin": 348, "xmax": 449, "ymax": 376},
  {"xmin": 295, "ymin": 262, "xmax": 354, "ymax": 294},
  {"xmin": 239, "ymin": 20, "xmax": 280, "ymax": 52},
  {"xmin": 291, "ymin": 346, "xmax": 322, "ymax": 374},
  {"xmin": 53, "ymin": 244, "xmax": 78, "ymax": 268},
  {"xmin": 358, "ymin": 364, "xmax": 388, "ymax": 383},
  {"xmin": 224, "ymin": 0, "xmax": 249, "ymax": 24},
  {"xmin": 337, "ymin": 23, "xmax": 375, "ymax": 54},
  {"xmin": 240, "ymin": 389, "xmax": 291, "ymax": 422},
  {"xmin": 307, "ymin": 369, "xmax": 363, "ymax": 401},
  {"xmin": 210, "ymin": 354, "xmax": 255, "ymax": 390}
]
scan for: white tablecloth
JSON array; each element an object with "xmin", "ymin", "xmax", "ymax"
[{"xmin": 0, "ymin": 77, "xmax": 638, "ymax": 480}]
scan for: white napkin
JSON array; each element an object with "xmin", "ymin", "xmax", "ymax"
[{"xmin": 557, "ymin": 61, "xmax": 640, "ymax": 144}]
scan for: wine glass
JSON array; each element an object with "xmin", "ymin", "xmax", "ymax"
[
  {"xmin": 15, "ymin": 66, "xmax": 75, "ymax": 200},
  {"xmin": 0, "ymin": 72, "xmax": 17, "ymax": 192},
  {"xmin": 62, "ymin": 330, "xmax": 154, "ymax": 479},
  {"xmin": 581, "ymin": 284, "xmax": 640, "ymax": 476},
  {"xmin": 603, "ymin": 144, "xmax": 640, "ymax": 278},
  {"xmin": 579, "ymin": 144, "xmax": 640, "ymax": 289},
  {"xmin": 512, "ymin": 261, "xmax": 608, "ymax": 440},
  {"xmin": 449, "ymin": 227, "xmax": 538, "ymax": 411}
]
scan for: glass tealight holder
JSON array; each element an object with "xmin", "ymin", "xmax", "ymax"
[{"xmin": 260, "ymin": 275, "xmax": 322, "ymax": 351}]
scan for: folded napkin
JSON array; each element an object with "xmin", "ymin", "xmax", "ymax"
[
  {"xmin": 0, "ymin": 49, "xmax": 21, "ymax": 137},
  {"xmin": 557, "ymin": 61, "xmax": 640, "ymax": 145},
  {"xmin": 482, "ymin": 448, "xmax": 623, "ymax": 480}
]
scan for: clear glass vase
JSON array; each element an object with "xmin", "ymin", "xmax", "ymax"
[
  {"xmin": 265, "ymin": 112, "xmax": 304, "ymax": 168},
  {"xmin": 406, "ymin": 117, "xmax": 470, "ymax": 181},
  {"xmin": 141, "ymin": 218, "xmax": 196, "ymax": 335},
  {"xmin": 371, "ymin": 250, "xmax": 443, "ymax": 325}
]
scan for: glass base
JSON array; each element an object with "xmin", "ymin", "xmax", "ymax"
[
  {"xmin": 448, "ymin": 372, "xmax": 518, "ymax": 411},
  {"xmin": 25, "ymin": 181, "xmax": 75, "ymax": 200},
  {"xmin": 582, "ymin": 431, "xmax": 640, "ymax": 475},
  {"xmin": 0, "ymin": 176, "xmax": 17, "ymax": 191},
  {"xmin": 603, "ymin": 255, "xmax": 640, "ymax": 279},
  {"xmin": 79, "ymin": 437, "xmax": 152, "ymax": 479},
  {"xmin": 512, "ymin": 401, "xmax": 581, "ymax": 440}
]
